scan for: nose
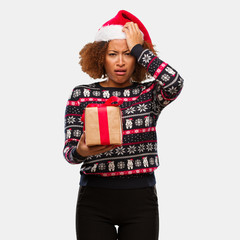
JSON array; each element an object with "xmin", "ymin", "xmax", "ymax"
[{"xmin": 117, "ymin": 54, "xmax": 125, "ymax": 67}]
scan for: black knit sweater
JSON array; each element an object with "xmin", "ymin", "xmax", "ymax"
[{"xmin": 63, "ymin": 44, "xmax": 184, "ymax": 188}]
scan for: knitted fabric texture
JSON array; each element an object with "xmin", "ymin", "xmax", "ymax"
[{"xmin": 63, "ymin": 45, "xmax": 184, "ymax": 177}]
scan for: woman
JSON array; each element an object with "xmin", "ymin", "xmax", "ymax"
[{"xmin": 63, "ymin": 10, "xmax": 184, "ymax": 240}]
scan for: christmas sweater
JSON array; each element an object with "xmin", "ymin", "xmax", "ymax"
[{"xmin": 63, "ymin": 44, "xmax": 184, "ymax": 177}]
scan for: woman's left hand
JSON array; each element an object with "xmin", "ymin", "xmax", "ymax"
[{"xmin": 122, "ymin": 22, "xmax": 144, "ymax": 51}]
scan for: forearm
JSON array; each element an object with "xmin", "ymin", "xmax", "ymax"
[
  {"xmin": 63, "ymin": 88, "xmax": 87, "ymax": 164},
  {"xmin": 131, "ymin": 44, "xmax": 184, "ymax": 100}
]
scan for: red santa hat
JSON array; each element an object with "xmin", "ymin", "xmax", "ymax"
[{"xmin": 94, "ymin": 10, "xmax": 152, "ymax": 48}]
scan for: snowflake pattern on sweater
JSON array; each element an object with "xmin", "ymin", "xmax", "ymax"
[{"xmin": 63, "ymin": 44, "xmax": 184, "ymax": 177}]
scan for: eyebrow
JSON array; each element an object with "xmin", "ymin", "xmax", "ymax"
[{"xmin": 108, "ymin": 49, "xmax": 130, "ymax": 53}]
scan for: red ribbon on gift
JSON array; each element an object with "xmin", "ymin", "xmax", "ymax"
[{"xmin": 81, "ymin": 96, "xmax": 123, "ymax": 145}]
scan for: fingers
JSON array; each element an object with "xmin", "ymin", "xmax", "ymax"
[
  {"xmin": 122, "ymin": 22, "xmax": 144, "ymax": 50},
  {"xmin": 77, "ymin": 132, "xmax": 118, "ymax": 157},
  {"xmin": 123, "ymin": 22, "xmax": 140, "ymax": 33},
  {"xmin": 132, "ymin": 22, "xmax": 140, "ymax": 32},
  {"xmin": 79, "ymin": 131, "xmax": 86, "ymax": 143}
]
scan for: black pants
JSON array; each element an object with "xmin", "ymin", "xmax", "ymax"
[{"xmin": 76, "ymin": 186, "xmax": 159, "ymax": 240}]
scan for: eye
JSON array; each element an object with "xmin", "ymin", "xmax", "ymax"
[
  {"xmin": 125, "ymin": 52, "xmax": 131, "ymax": 56},
  {"xmin": 108, "ymin": 53, "xmax": 116, "ymax": 56}
]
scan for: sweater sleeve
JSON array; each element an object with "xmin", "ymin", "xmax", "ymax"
[
  {"xmin": 63, "ymin": 87, "xmax": 87, "ymax": 164},
  {"xmin": 131, "ymin": 44, "xmax": 184, "ymax": 106}
]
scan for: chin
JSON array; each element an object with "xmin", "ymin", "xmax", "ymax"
[{"xmin": 106, "ymin": 75, "xmax": 132, "ymax": 87}]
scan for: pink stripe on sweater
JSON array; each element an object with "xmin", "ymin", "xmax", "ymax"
[
  {"xmin": 153, "ymin": 62, "xmax": 168, "ymax": 79},
  {"xmin": 147, "ymin": 57, "xmax": 157, "ymax": 70},
  {"xmin": 160, "ymin": 89, "xmax": 182, "ymax": 101},
  {"xmin": 65, "ymin": 113, "xmax": 82, "ymax": 117},
  {"xmin": 83, "ymin": 167, "xmax": 158, "ymax": 177},
  {"xmin": 64, "ymin": 138, "xmax": 79, "ymax": 144},
  {"xmin": 123, "ymin": 127, "xmax": 156, "ymax": 135}
]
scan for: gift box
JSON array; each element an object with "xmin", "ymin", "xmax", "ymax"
[{"xmin": 82, "ymin": 96, "xmax": 123, "ymax": 146}]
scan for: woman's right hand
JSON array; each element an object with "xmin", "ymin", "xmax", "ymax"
[{"xmin": 76, "ymin": 132, "xmax": 117, "ymax": 157}]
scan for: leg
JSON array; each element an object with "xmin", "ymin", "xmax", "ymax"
[
  {"xmin": 76, "ymin": 186, "xmax": 118, "ymax": 240},
  {"xmin": 117, "ymin": 186, "xmax": 159, "ymax": 240}
]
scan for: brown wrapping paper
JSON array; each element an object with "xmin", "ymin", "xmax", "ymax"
[{"xmin": 84, "ymin": 106, "xmax": 122, "ymax": 146}]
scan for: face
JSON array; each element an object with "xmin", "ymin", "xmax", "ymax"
[{"xmin": 103, "ymin": 39, "xmax": 136, "ymax": 88}]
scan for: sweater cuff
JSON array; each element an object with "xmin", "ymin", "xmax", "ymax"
[
  {"xmin": 130, "ymin": 44, "xmax": 144, "ymax": 60},
  {"xmin": 72, "ymin": 147, "xmax": 86, "ymax": 163}
]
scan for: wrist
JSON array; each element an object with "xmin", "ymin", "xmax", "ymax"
[
  {"xmin": 130, "ymin": 44, "xmax": 144, "ymax": 59},
  {"xmin": 72, "ymin": 147, "xmax": 87, "ymax": 160}
]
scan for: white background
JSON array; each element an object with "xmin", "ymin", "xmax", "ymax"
[{"xmin": 1, "ymin": 0, "xmax": 239, "ymax": 239}]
